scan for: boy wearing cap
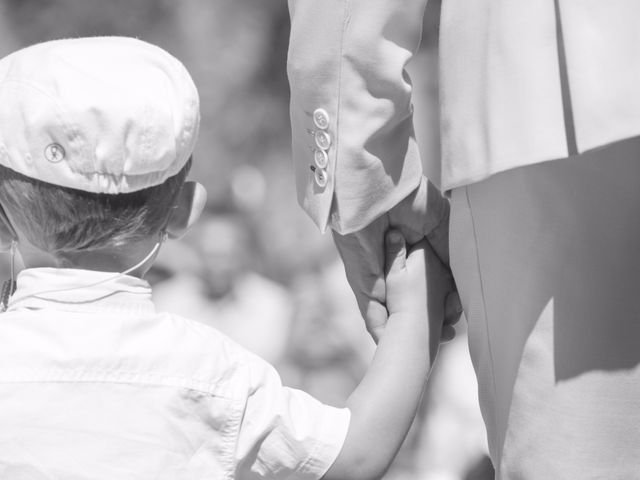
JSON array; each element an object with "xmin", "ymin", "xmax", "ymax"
[{"xmin": 0, "ymin": 37, "xmax": 450, "ymax": 479}]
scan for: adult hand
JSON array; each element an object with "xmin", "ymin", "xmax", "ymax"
[{"xmin": 332, "ymin": 176, "xmax": 462, "ymax": 342}]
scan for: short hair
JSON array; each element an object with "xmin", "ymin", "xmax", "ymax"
[{"xmin": 0, "ymin": 158, "xmax": 192, "ymax": 254}]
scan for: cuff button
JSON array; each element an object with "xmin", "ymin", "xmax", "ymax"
[
  {"xmin": 314, "ymin": 149, "xmax": 329, "ymax": 169},
  {"xmin": 314, "ymin": 130, "xmax": 331, "ymax": 150},
  {"xmin": 314, "ymin": 167, "xmax": 328, "ymax": 188},
  {"xmin": 313, "ymin": 108, "xmax": 330, "ymax": 130}
]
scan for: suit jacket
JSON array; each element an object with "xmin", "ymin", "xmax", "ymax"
[{"xmin": 288, "ymin": 0, "xmax": 640, "ymax": 234}]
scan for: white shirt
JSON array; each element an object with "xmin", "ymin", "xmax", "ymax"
[{"xmin": 0, "ymin": 268, "xmax": 349, "ymax": 479}]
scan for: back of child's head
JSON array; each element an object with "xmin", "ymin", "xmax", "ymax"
[{"xmin": 0, "ymin": 37, "xmax": 200, "ymax": 254}]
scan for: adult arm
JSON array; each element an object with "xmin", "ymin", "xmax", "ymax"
[
  {"xmin": 287, "ymin": 0, "xmax": 460, "ymax": 338},
  {"xmin": 287, "ymin": 0, "xmax": 431, "ymax": 235}
]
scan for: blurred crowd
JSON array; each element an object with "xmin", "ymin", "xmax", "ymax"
[{"xmin": 0, "ymin": 0, "xmax": 492, "ymax": 478}]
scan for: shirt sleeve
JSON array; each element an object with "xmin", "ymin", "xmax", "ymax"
[
  {"xmin": 287, "ymin": 0, "xmax": 429, "ymax": 234},
  {"xmin": 234, "ymin": 353, "xmax": 350, "ymax": 480}
]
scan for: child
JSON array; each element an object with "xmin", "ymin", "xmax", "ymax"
[{"xmin": 0, "ymin": 37, "xmax": 450, "ymax": 479}]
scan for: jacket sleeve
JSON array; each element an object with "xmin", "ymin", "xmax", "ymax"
[{"xmin": 287, "ymin": 0, "xmax": 430, "ymax": 234}]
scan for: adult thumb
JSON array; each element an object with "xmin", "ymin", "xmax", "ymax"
[{"xmin": 385, "ymin": 229, "xmax": 406, "ymax": 276}]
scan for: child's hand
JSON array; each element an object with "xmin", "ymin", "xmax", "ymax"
[
  {"xmin": 383, "ymin": 229, "xmax": 455, "ymax": 341},
  {"xmin": 384, "ymin": 230, "xmax": 428, "ymax": 320},
  {"xmin": 326, "ymin": 229, "xmax": 457, "ymax": 480}
]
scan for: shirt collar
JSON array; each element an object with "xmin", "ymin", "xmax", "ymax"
[{"xmin": 7, "ymin": 268, "xmax": 156, "ymax": 315}]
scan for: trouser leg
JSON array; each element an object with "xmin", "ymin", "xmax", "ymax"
[{"xmin": 449, "ymin": 137, "xmax": 640, "ymax": 478}]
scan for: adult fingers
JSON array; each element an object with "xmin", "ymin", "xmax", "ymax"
[
  {"xmin": 384, "ymin": 229, "xmax": 407, "ymax": 277},
  {"xmin": 444, "ymin": 290, "xmax": 463, "ymax": 326},
  {"xmin": 440, "ymin": 324, "xmax": 457, "ymax": 343}
]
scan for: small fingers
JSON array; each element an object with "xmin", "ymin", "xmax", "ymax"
[{"xmin": 365, "ymin": 300, "xmax": 389, "ymax": 344}]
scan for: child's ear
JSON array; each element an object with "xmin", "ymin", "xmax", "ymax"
[{"xmin": 165, "ymin": 181, "xmax": 207, "ymax": 240}]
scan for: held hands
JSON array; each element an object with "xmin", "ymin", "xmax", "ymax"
[
  {"xmin": 332, "ymin": 177, "xmax": 461, "ymax": 342},
  {"xmin": 385, "ymin": 230, "xmax": 430, "ymax": 321},
  {"xmin": 322, "ymin": 230, "xmax": 456, "ymax": 480},
  {"xmin": 384, "ymin": 230, "xmax": 452, "ymax": 356}
]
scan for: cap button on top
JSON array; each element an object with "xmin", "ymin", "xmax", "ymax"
[
  {"xmin": 313, "ymin": 108, "xmax": 330, "ymax": 130},
  {"xmin": 314, "ymin": 167, "xmax": 328, "ymax": 188},
  {"xmin": 314, "ymin": 130, "xmax": 331, "ymax": 151},
  {"xmin": 314, "ymin": 149, "xmax": 328, "ymax": 169}
]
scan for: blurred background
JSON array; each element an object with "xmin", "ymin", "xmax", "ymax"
[{"xmin": 0, "ymin": 1, "xmax": 491, "ymax": 478}]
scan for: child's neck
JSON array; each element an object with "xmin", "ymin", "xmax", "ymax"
[{"xmin": 18, "ymin": 238, "xmax": 160, "ymax": 278}]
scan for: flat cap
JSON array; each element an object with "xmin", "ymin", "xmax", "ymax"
[{"xmin": 0, "ymin": 36, "xmax": 199, "ymax": 193}]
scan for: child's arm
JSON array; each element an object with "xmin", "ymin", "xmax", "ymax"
[{"xmin": 323, "ymin": 230, "xmax": 451, "ymax": 480}]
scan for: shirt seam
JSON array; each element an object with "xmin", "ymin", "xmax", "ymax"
[
  {"xmin": 0, "ymin": 371, "xmax": 237, "ymax": 399},
  {"xmin": 290, "ymin": 405, "xmax": 347, "ymax": 480},
  {"xmin": 220, "ymin": 401, "xmax": 246, "ymax": 480}
]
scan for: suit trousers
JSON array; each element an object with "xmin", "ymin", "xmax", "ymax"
[{"xmin": 450, "ymin": 137, "xmax": 640, "ymax": 479}]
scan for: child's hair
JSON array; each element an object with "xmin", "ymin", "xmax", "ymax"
[{"xmin": 0, "ymin": 158, "xmax": 192, "ymax": 254}]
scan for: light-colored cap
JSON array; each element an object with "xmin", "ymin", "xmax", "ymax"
[{"xmin": 0, "ymin": 36, "xmax": 199, "ymax": 193}]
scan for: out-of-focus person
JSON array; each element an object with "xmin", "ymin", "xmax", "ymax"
[
  {"xmin": 285, "ymin": 261, "xmax": 374, "ymax": 406},
  {"xmin": 153, "ymin": 213, "xmax": 293, "ymax": 366}
]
